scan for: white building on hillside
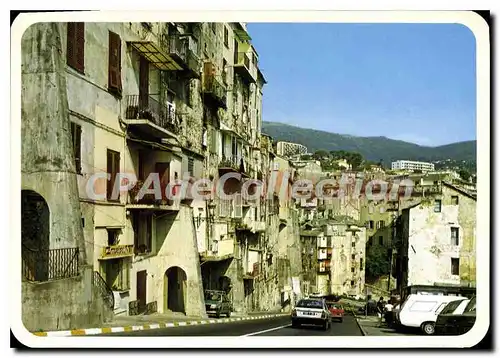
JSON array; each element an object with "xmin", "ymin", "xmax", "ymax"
[{"xmin": 391, "ymin": 160, "xmax": 435, "ymax": 172}]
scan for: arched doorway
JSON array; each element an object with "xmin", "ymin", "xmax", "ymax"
[
  {"xmin": 21, "ymin": 190, "xmax": 50, "ymax": 281},
  {"xmin": 164, "ymin": 266, "xmax": 187, "ymax": 314}
]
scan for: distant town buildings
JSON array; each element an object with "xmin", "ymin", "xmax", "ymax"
[{"xmin": 391, "ymin": 160, "xmax": 435, "ymax": 172}]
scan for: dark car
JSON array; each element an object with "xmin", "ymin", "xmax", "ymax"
[
  {"xmin": 435, "ymin": 296, "xmax": 476, "ymax": 335},
  {"xmin": 204, "ymin": 290, "xmax": 232, "ymax": 318}
]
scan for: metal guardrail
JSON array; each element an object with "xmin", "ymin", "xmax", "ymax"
[
  {"xmin": 92, "ymin": 271, "xmax": 115, "ymax": 310},
  {"xmin": 22, "ymin": 245, "xmax": 79, "ymax": 282}
]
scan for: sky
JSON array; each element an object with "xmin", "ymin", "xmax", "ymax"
[{"xmin": 246, "ymin": 23, "xmax": 477, "ymax": 147}]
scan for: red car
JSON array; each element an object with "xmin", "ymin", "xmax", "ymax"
[{"xmin": 327, "ymin": 302, "xmax": 344, "ymax": 322}]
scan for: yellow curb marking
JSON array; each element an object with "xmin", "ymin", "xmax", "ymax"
[
  {"xmin": 143, "ymin": 325, "xmax": 150, "ymax": 330},
  {"xmin": 123, "ymin": 326, "xmax": 133, "ymax": 332},
  {"xmin": 33, "ymin": 332, "xmax": 47, "ymax": 337},
  {"xmin": 101, "ymin": 327, "xmax": 112, "ymax": 334},
  {"xmin": 70, "ymin": 329, "xmax": 86, "ymax": 336}
]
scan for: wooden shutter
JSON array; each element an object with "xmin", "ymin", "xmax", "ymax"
[
  {"xmin": 108, "ymin": 31, "xmax": 122, "ymax": 93},
  {"xmin": 66, "ymin": 23, "xmax": 76, "ymax": 68},
  {"xmin": 139, "ymin": 56, "xmax": 149, "ymax": 108},
  {"xmin": 67, "ymin": 23, "xmax": 85, "ymax": 73},
  {"xmin": 74, "ymin": 23, "xmax": 85, "ymax": 72},
  {"xmin": 107, "ymin": 149, "xmax": 120, "ymax": 201}
]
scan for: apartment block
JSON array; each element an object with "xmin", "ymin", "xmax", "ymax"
[{"xmin": 391, "ymin": 160, "xmax": 435, "ymax": 172}]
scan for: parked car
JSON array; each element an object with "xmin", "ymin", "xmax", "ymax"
[
  {"xmin": 204, "ymin": 290, "xmax": 232, "ymax": 318},
  {"xmin": 326, "ymin": 301, "xmax": 344, "ymax": 322},
  {"xmin": 435, "ymin": 296, "xmax": 476, "ymax": 335},
  {"xmin": 396, "ymin": 294, "xmax": 468, "ymax": 335},
  {"xmin": 291, "ymin": 298, "xmax": 332, "ymax": 330}
]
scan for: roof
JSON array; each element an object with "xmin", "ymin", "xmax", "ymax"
[{"xmin": 442, "ymin": 181, "xmax": 477, "ymax": 201}]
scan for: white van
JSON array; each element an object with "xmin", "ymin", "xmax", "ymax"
[{"xmin": 396, "ymin": 294, "xmax": 468, "ymax": 335}]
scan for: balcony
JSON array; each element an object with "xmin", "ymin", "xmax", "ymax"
[
  {"xmin": 234, "ymin": 52, "xmax": 255, "ymax": 84},
  {"xmin": 22, "ymin": 245, "xmax": 79, "ymax": 282},
  {"xmin": 124, "ymin": 95, "xmax": 181, "ymax": 140},
  {"xmin": 99, "ymin": 245, "xmax": 134, "ymax": 260},
  {"xmin": 218, "ymin": 155, "xmax": 248, "ymax": 176},
  {"xmin": 318, "ymin": 260, "xmax": 331, "ymax": 273},
  {"xmin": 202, "ymin": 63, "xmax": 227, "ymax": 109},
  {"xmin": 167, "ymin": 35, "xmax": 201, "ymax": 79},
  {"xmin": 200, "ymin": 238, "xmax": 235, "ymax": 262},
  {"xmin": 126, "ymin": 179, "xmax": 181, "ymax": 211}
]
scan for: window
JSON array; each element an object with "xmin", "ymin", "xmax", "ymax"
[
  {"xmin": 67, "ymin": 22, "xmax": 85, "ymax": 73},
  {"xmin": 379, "ymin": 236, "xmax": 384, "ymax": 245},
  {"xmin": 70, "ymin": 122, "xmax": 82, "ymax": 174},
  {"xmin": 350, "ymin": 280, "xmax": 355, "ymax": 286},
  {"xmin": 351, "ymin": 254, "xmax": 355, "ymax": 260},
  {"xmin": 107, "ymin": 228, "xmax": 120, "ymax": 246},
  {"xmin": 360, "ymin": 258, "xmax": 363, "ymax": 269},
  {"xmin": 222, "ymin": 59, "xmax": 227, "ymax": 84},
  {"xmin": 188, "ymin": 157, "xmax": 194, "ymax": 177},
  {"xmin": 434, "ymin": 199, "xmax": 442, "ymax": 212},
  {"xmin": 106, "ymin": 149, "xmax": 120, "ymax": 201},
  {"xmin": 377, "ymin": 220, "xmax": 385, "ymax": 229},
  {"xmin": 351, "ymin": 241, "xmax": 355, "ymax": 247},
  {"xmin": 105, "ymin": 259, "xmax": 130, "ymax": 291},
  {"xmin": 451, "ymin": 196, "xmax": 459, "ymax": 205},
  {"xmin": 351, "ymin": 267, "xmax": 355, "ymax": 273},
  {"xmin": 108, "ymin": 31, "xmax": 122, "ymax": 95},
  {"xmin": 224, "ymin": 26, "xmax": 229, "ymax": 47},
  {"xmin": 368, "ymin": 220, "xmax": 374, "ymax": 229},
  {"xmin": 451, "ymin": 258, "xmax": 460, "ymax": 275},
  {"xmin": 451, "ymin": 227, "xmax": 459, "ymax": 245},
  {"xmin": 133, "ymin": 212, "xmax": 153, "ymax": 254}
]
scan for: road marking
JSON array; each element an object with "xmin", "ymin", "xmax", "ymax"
[{"xmin": 241, "ymin": 324, "xmax": 291, "ymax": 337}]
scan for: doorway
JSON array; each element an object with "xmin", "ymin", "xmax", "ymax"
[
  {"xmin": 136, "ymin": 270, "xmax": 147, "ymax": 313},
  {"xmin": 164, "ymin": 266, "xmax": 187, "ymax": 314}
]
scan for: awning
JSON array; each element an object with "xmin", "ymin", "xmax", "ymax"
[{"xmin": 128, "ymin": 41, "xmax": 183, "ymax": 71}]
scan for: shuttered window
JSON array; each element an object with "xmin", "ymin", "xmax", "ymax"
[
  {"xmin": 67, "ymin": 22, "xmax": 85, "ymax": 73},
  {"xmin": 107, "ymin": 149, "xmax": 121, "ymax": 201},
  {"xmin": 108, "ymin": 31, "xmax": 122, "ymax": 95}
]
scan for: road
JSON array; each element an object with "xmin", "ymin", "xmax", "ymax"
[{"xmin": 95, "ymin": 314, "xmax": 362, "ymax": 336}]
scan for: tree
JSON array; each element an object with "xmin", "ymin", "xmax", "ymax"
[
  {"xmin": 346, "ymin": 152, "xmax": 363, "ymax": 170},
  {"xmin": 313, "ymin": 150, "xmax": 330, "ymax": 160},
  {"xmin": 458, "ymin": 169, "xmax": 472, "ymax": 182},
  {"xmin": 365, "ymin": 245, "xmax": 391, "ymax": 279}
]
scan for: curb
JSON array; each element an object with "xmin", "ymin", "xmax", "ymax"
[
  {"xmin": 350, "ymin": 309, "xmax": 368, "ymax": 336},
  {"xmin": 32, "ymin": 313, "xmax": 289, "ymax": 337}
]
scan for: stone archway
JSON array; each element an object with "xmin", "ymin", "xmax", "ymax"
[
  {"xmin": 21, "ymin": 190, "xmax": 50, "ymax": 281},
  {"xmin": 164, "ymin": 266, "xmax": 187, "ymax": 314}
]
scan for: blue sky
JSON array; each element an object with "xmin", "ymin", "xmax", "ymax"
[{"xmin": 246, "ymin": 23, "xmax": 476, "ymax": 147}]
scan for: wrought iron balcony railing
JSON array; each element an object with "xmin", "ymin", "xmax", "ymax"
[
  {"xmin": 22, "ymin": 245, "xmax": 79, "ymax": 282},
  {"xmin": 125, "ymin": 95, "xmax": 181, "ymax": 135}
]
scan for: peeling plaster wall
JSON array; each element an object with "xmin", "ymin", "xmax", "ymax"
[{"xmin": 405, "ymin": 186, "xmax": 476, "ymax": 287}]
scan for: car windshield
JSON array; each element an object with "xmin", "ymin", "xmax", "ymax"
[
  {"xmin": 440, "ymin": 299, "xmax": 464, "ymax": 315},
  {"xmin": 205, "ymin": 292, "xmax": 221, "ymax": 301},
  {"xmin": 297, "ymin": 299, "xmax": 323, "ymax": 309},
  {"xmin": 464, "ymin": 297, "xmax": 476, "ymax": 313}
]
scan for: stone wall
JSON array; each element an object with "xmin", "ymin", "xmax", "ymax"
[{"xmin": 22, "ymin": 266, "xmax": 113, "ymax": 332}]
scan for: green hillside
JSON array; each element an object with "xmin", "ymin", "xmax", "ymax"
[{"xmin": 262, "ymin": 121, "xmax": 476, "ymax": 166}]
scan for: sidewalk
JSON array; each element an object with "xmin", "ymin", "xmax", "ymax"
[
  {"xmin": 32, "ymin": 310, "xmax": 288, "ymax": 337},
  {"xmin": 355, "ymin": 315, "xmax": 409, "ymax": 336}
]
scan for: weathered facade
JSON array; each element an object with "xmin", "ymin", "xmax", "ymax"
[
  {"xmin": 395, "ymin": 182, "xmax": 477, "ymax": 295},
  {"xmin": 21, "ymin": 22, "xmax": 113, "ymax": 331}
]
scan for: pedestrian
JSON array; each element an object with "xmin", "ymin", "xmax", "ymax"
[
  {"xmin": 384, "ymin": 299, "xmax": 395, "ymax": 327},
  {"xmin": 377, "ymin": 297, "xmax": 385, "ymax": 327}
]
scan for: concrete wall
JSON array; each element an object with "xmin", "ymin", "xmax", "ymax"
[{"xmin": 22, "ymin": 266, "xmax": 113, "ymax": 332}]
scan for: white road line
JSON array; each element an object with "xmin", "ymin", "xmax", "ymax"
[{"xmin": 240, "ymin": 324, "xmax": 291, "ymax": 337}]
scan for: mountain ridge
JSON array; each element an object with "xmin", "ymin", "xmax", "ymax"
[{"xmin": 261, "ymin": 121, "xmax": 476, "ymax": 165}]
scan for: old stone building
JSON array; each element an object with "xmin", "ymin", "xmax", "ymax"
[
  {"xmin": 394, "ymin": 182, "xmax": 477, "ymax": 295},
  {"xmin": 21, "ymin": 22, "xmax": 113, "ymax": 331}
]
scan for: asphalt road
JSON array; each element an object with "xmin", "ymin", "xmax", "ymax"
[{"xmin": 95, "ymin": 314, "xmax": 362, "ymax": 336}]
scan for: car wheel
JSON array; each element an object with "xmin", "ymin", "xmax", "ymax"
[
  {"xmin": 421, "ymin": 322, "xmax": 435, "ymax": 335},
  {"xmin": 215, "ymin": 312, "xmax": 221, "ymax": 319},
  {"xmin": 226, "ymin": 311, "xmax": 231, "ymax": 318},
  {"xmin": 340, "ymin": 318, "xmax": 343, "ymax": 323}
]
